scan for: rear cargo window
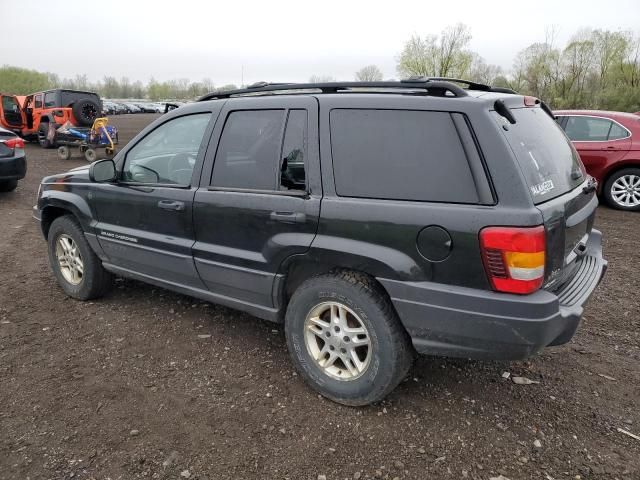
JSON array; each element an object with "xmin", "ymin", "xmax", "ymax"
[
  {"xmin": 330, "ymin": 109, "xmax": 479, "ymax": 203},
  {"xmin": 496, "ymin": 107, "xmax": 585, "ymax": 204}
]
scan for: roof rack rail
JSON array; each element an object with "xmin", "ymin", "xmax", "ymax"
[{"xmin": 198, "ymin": 79, "xmax": 470, "ymax": 101}]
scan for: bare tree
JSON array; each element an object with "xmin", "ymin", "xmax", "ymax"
[
  {"xmin": 397, "ymin": 24, "xmax": 475, "ymax": 79},
  {"xmin": 355, "ymin": 65, "xmax": 384, "ymax": 81},
  {"xmin": 309, "ymin": 75, "xmax": 336, "ymax": 83}
]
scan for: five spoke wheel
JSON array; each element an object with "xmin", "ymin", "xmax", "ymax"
[
  {"xmin": 304, "ymin": 301, "xmax": 371, "ymax": 380},
  {"xmin": 55, "ymin": 234, "xmax": 84, "ymax": 285}
]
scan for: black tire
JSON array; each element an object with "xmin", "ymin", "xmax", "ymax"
[
  {"xmin": 285, "ymin": 271, "xmax": 414, "ymax": 406},
  {"xmin": 38, "ymin": 122, "xmax": 55, "ymax": 148},
  {"xmin": 603, "ymin": 168, "xmax": 640, "ymax": 211},
  {"xmin": 57, "ymin": 145, "xmax": 71, "ymax": 160},
  {"xmin": 84, "ymin": 148, "xmax": 97, "ymax": 162},
  {"xmin": 0, "ymin": 179, "xmax": 18, "ymax": 192},
  {"xmin": 71, "ymin": 99, "xmax": 100, "ymax": 127},
  {"xmin": 47, "ymin": 215, "xmax": 112, "ymax": 300}
]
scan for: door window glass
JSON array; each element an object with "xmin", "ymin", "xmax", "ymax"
[
  {"xmin": 122, "ymin": 113, "xmax": 211, "ymax": 184},
  {"xmin": 280, "ymin": 110, "xmax": 307, "ymax": 191},
  {"xmin": 212, "ymin": 110, "xmax": 286, "ymax": 190},
  {"xmin": 34, "ymin": 95, "xmax": 43, "ymax": 109},
  {"xmin": 564, "ymin": 116, "xmax": 612, "ymax": 141}
]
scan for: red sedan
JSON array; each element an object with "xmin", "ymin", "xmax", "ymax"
[{"xmin": 555, "ymin": 110, "xmax": 640, "ymax": 211}]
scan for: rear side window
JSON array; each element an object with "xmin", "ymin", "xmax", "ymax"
[
  {"xmin": 608, "ymin": 122, "xmax": 630, "ymax": 140},
  {"xmin": 280, "ymin": 110, "xmax": 307, "ymax": 191},
  {"xmin": 497, "ymin": 107, "xmax": 585, "ymax": 204},
  {"xmin": 44, "ymin": 92, "xmax": 56, "ymax": 108},
  {"xmin": 212, "ymin": 110, "xmax": 286, "ymax": 190},
  {"xmin": 329, "ymin": 109, "xmax": 479, "ymax": 203}
]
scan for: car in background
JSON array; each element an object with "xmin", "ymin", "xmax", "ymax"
[
  {"xmin": 123, "ymin": 103, "xmax": 141, "ymax": 114},
  {"xmin": 0, "ymin": 89, "xmax": 101, "ymax": 148},
  {"xmin": 135, "ymin": 103, "xmax": 157, "ymax": 113},
  {"xmin": 102, "ymin": 101, "xmax": 119, "ymax": 115},
  {"xmin": 555, "ymin": 110, "xmax": 640, "ymax": 211},
  {"xmin": 0, "ymin": 126, "xmax": 26, "ymax": 192}
]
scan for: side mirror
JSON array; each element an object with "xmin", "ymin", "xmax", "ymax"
[{"xmin": 89, "ymin": 159, "xmax": 117, "ymax": 182}]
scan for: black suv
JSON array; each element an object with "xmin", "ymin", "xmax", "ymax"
[{"xmin": 34, "ymin": 79, "xmax": 607, "ymax": 405}]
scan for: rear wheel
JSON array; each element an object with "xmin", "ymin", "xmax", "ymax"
[
  {"xmin": 38, "ymin": 122, "xmax": 55, "ymax": 148},
  {"xmin": 285, "ymin": 271, "xmax": 414, "ymax": 406},
  {"xmin": 603, "ymin": 168, "xmax": 640, "ymax": 211},
  {"xmin": 0, "ymin": 179, "xmax": 18, "ymax": 192},
  {"xmin": 47, "ymin": 215, "xmax": 112, "ymax": 300}
]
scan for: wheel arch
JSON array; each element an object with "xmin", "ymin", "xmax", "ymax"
[
  {"xmin": 40, "ymin": 194, "xmax": 92, "ymax": 239},
  {"xmin": 277, "ymin": 254, "xmax": 399, "ymax": 314},
  {"xmin": 600, "ymin": 159, "xmax": 640, "ymax": 194}
]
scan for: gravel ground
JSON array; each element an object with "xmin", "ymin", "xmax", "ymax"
[{"xmin": 1, "ymin": 114, "xmax": 639, "ymax": 480}]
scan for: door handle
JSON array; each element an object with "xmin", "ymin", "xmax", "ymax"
[
  {"xmin": 605, "ymin": 146, "xmax": 616, "ymax": 149},
  {"xmin": 158, "ymin": 200, "xmax": 185, "ymax": 211},
  {"xmin": 270, "ymin": 211, "xmax": 306, "ymax": 224}
]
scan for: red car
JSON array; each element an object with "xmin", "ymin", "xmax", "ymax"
[{"xmin": 555, "ymin": 110, "xmax": 640, "ymax": 211}]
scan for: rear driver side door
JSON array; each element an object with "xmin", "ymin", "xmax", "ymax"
[{"xmin": 192, "ymin": 96, "xmax": 321, "ymax": 309}]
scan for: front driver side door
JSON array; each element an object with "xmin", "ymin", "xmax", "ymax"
[{"xmin": 92, "ymin": 111, "xmax": 215, "ymax": 288}]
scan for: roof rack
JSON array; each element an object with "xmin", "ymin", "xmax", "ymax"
[{"xmin": 198, "ymin": 78, "xmax": 472, "ymax": 101}]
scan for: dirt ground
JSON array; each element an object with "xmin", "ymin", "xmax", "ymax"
[{"xmin": 1, "ymin": 114, "xmax": 639, "ymax": 480}]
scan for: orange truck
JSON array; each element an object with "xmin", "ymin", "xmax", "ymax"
[{"xmin": 0, "ymin": 89, "xmax": 101, "ymax": 148}]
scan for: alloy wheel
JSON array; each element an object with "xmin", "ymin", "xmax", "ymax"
[
  {"xmin": 55, "ymin": 234, "xmax": 84, "ymax": 285},
  {"xmin": 304, "ymin": 301, "xmax": 372, "ymax": 380},
  {"xmin": 611, "ymin": 174, "xmax": 640, "ymax": 208}
]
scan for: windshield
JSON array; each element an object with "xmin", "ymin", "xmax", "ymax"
[{"xmin": 495, "ymin": 107, "xmax": 585, "ymax": 204}]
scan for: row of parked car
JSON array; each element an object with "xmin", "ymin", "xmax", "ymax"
[{"xmin": 102, "ymin": 101, "xmax": 169, "ymax": 115}]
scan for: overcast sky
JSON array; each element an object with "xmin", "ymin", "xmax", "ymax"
[{"xmin": 2, "ymin": 0, "xmax": 639, "ymax": 86}]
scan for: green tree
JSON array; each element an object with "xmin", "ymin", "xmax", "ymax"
[{"xmin": 0, "ymin": 65, "xmax": 54, "ymax": 94}]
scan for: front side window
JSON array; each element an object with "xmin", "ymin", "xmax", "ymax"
[
  {"xmin": 212, "ymin": 110, "xmax": 286, "ymax": 190},
  {"xmin": 564, "ymin": 116, "xmax": 613, "ymax": 141},
  {"xmin": 122, "ymin": 113, "xmax": 211, "ymax": 184},
  {"xmin": 330, "ymin": 109, "xmax": 479, "ymax": 203},
  {"xmin": 34, "ymin": 95, "xmax": 42, "ymax": 109}
]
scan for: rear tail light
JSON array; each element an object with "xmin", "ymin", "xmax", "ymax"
[
  {"xmin": 523, "ymin": 96, "xmax": 540, "ymax": 107},
  {"xmin": 4, "ymin": 137, "xmax": 24, "ymax": 149},
  {"xmin": 480, "ymin": 226, "xmax": 546, "ymax": 294}
]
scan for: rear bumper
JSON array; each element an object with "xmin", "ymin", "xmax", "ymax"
[
  {"xmin": 379, "ymin": 229, "xmax": 607, "ymax": 360},
  {"xmin": 0, "ymin": 152, "xmax": 26, "ymax": 181}
]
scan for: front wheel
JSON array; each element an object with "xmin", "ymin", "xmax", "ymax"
[
  {"xmin": 47, "ymin": 215, "xmax": 112, "ymax": 300},
  {"xmin": 603, "ymin": 168, "xmax": 640, "ymax": 211},
  {"xmin": 285, "ymin": 271, "xmax": 414, "ymax": 406},
  {"xmin": 38, "ymin": 123, "xmax": 55, "ymax": 148}
]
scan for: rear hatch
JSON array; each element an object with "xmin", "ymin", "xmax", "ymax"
[{"xmin": 496, "ymin": 105, "xmax": 597, "ymax": 290}]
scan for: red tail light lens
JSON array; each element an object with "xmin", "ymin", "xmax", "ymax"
[
  {"xmin": 523, "ymin": 96, "xmax": 539, "ymax": 107},
  {"xmin": 4, "ymin": 137, "xmax": 24, "ymax": 149},
  {"xmin": 480, "ymin": 226, "xmax": 546, "ymax": 294}
]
